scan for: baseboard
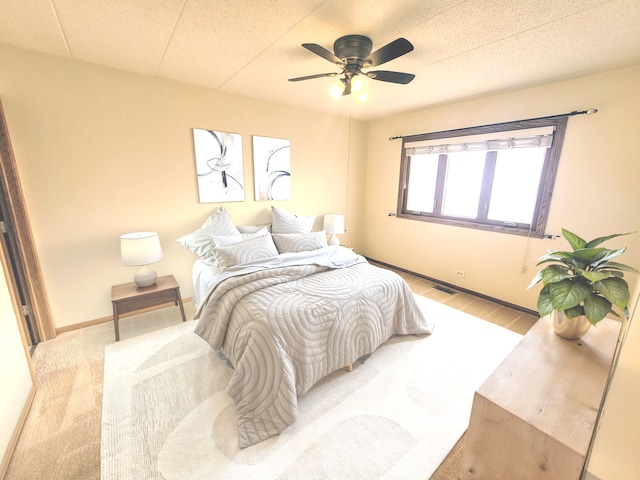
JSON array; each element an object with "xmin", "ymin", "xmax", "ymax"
[
  {"xmin": 0, "ymin": 382, "xmax": 37, "ymax": 480},
  {"xmin": 366, "ymin": 257, "xmax": 538, "ymax": 317},
  {"xmin": 55, "ymin": 297, "xmax": 192, "ymax": 336},
  {"xmin": 55, "ymin": 315, "xmax": 114, "ymax": 334}
]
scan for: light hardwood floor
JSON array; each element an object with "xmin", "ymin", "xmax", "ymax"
[{"xmin": 379, "ymin": 264, "xmax": 538, "ymax": 336}]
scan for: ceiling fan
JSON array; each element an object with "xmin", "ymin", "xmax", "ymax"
[{"xmin": 288, "ymin": 34, "xmax": 415, "ymax": 97}]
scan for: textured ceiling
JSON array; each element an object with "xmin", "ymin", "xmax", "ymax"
[{"xmin": 1, "ymin": 0, "xmax": 640, "ymax": 120}]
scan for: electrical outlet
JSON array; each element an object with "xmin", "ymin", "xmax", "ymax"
[{"xmin": 456, "ymin": 270, "xmax": 465, "ymax": 277}]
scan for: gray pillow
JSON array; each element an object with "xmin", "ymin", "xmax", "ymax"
[
  {"xmin": 214, "ymin": 233, "xmax": 279, "ymax": 269},
  {"xmin": 272, "ymin": 231, "xmax": 327, "ymax": 253}
]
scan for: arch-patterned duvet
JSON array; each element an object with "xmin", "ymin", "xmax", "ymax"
[{"xmin": 193, "ymin": 246, "xmax": 433, "ymax": 447}]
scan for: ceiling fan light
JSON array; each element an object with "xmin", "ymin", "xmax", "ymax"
[
  {"xmin": 329, "ymin": 78, "xmax": 345, "ymax": 99},
  {"xmin": 351, "ymin": 75, "xmax": 369, "ymax": 102}
]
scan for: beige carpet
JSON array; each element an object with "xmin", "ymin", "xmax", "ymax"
[
  {"xmin": 4, "ymin": 303, "xmax": 197, "ymax": 480},
  {"xmin": 101, "ymin": 294, "xmax": 522, "ymax": 480}
]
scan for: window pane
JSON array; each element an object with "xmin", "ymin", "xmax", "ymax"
[
  {"xmin": 488, "ymin": 148, "xmax": 546, "ymax": 223},
  {"xmin": 442, "ymin": 151, "xmax": 485, "ymax": 218},
  {"xmin": 406, "ymin": 154, "xmax": 438, "ymax": 212}
]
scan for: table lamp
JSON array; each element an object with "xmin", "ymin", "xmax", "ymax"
[
  {"xmin": 323, "ymin": 214, "xmax": 345, "ymax": 246},
  {"xmin": 120, "ymin": 232, "xmax": 164, "ymax": 287}
]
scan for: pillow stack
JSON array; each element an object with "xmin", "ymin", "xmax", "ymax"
[{"xmin": 177, "ymin": 205, "xmax": 329, "ymax": 269}]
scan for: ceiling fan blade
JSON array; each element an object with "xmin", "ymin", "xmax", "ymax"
[
  {"xmin": 302, "ymin": 43, "xmax": 342, "ymax": 64},
  {"xmin": 288, "ymin": 72, "xmax": 338, "ymax": 82},
  {"xmin": 368, "ymin": 70, "xmax": 415, "ymax": 84},
  {"xmin": 366, "ymin": 38, "xmax": 414, "ymax": 67}
]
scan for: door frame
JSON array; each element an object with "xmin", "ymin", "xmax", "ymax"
[{"xmin": 0, "ymin": 98, "xmax": 55, "ymax": 342}]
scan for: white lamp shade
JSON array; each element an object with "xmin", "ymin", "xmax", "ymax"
[
  {"xmin": 120, "ymin": 232, "xmax": 164, "ymax": 266},
  {"xmin": 323, "ymin": 215, "xmax": 345, "ymax": 235}
]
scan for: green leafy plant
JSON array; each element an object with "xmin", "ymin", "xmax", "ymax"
[{"xmin": 528, "ymin": 228, "xmax": 638, "ymax": 325}]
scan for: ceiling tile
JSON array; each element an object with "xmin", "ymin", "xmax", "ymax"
[
  {"xmin": 0, "ymin": 0, "xmax": 70, "ymax": 56},
  {"xmin": 53, "ymin": 0, "xmax": 186, "ymax": 73},
  {"xmin": 157, "ymin": 0, "xmax": 323, "ymax": 87}
]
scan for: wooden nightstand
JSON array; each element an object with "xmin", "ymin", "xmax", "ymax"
[{"xmin": 111, "ymin": 274, "xmax": 187, "ymax": 341}]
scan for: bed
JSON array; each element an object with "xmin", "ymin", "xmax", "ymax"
[{"xmin": 179, "ymin": 206, "xmax": 433, "ymax": 447}]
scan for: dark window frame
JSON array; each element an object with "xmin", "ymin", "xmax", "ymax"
[{"xmin": 396, "ymin": 116, "xmax": 568, "ymax": 238}]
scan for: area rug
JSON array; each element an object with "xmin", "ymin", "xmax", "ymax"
[{"xmin": 101, "ymin": 294, "xmax": 523, "ymax": 480}]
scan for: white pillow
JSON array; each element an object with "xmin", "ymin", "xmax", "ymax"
[
  {"xmin": 237, "ymin": 224, "xmax": 272, "ymax": 234},
  {"xmin": 210, "ymin": 227, "xmax": 269, "ymax": 247},
  {"xmin": 272, "ymin": 231, "xmax": 328, "ymax": 253},
  {"xmin": 200, "ymin": 206, "xmax": 241, "ymax": 235},
  {"xmin": 214, "ymin": 233, "xmax": 279, "ymax": 269},
  {"xmin": 271, "ymin": 206, "xmax": 315, "ymax": 234},
  {"xmin": 176, "ymin": 229, "xmax": 216, "ymax": 259},
  {"xmin": 176, "ymin": 206, "xmax": 240, "ymax": 261}
]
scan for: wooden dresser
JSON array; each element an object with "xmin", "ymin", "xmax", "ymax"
[{"xmin": 460, "ymin": 315, "xmax": 621, "ymax": 480}]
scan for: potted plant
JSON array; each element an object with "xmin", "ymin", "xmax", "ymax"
[{"xmin": 528, "ymin": 228, "xmax": 638, "ymax": 339}]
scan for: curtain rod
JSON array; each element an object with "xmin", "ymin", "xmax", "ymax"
[{"xmin": 388, "ymin": 108, "xmax": 598, "ymax": 140}]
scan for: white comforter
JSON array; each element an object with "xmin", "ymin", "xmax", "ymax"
[{"xmin": 194, "ymin": 246, "xmax": 432, "ymax": 447}]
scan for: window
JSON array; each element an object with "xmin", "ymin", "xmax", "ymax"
[{"xmin": 397, "ymin": 117, "xmax": 568, "ymax": 237}]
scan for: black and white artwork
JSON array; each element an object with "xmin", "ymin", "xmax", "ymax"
[
  {"xmin": 193, "ymin": 128, "xmax": 245, "ymax": 203},
  {"xmin": 252, "ymin": 136, "xmax": 291, "ymax": 201}
]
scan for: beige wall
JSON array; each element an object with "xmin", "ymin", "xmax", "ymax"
[
  {"xmin": 0, "ymin": 45, "xmax": 367, "ymax": 329},
  {"xmin": 0, "ymin": 257, "xmax": 34, "ymax": 473},
  {"xmin": 364, "ymin": 65, "xmax": 640, "ymax": 480}
]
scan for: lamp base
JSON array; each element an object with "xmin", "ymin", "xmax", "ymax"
[
  {"xmin": 134, "ymin": 266, "xmax": 158, "ymax": 288},
  {"xmin": 328, "ymin": 234, "xmax": 340, "ymax": 246}
]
